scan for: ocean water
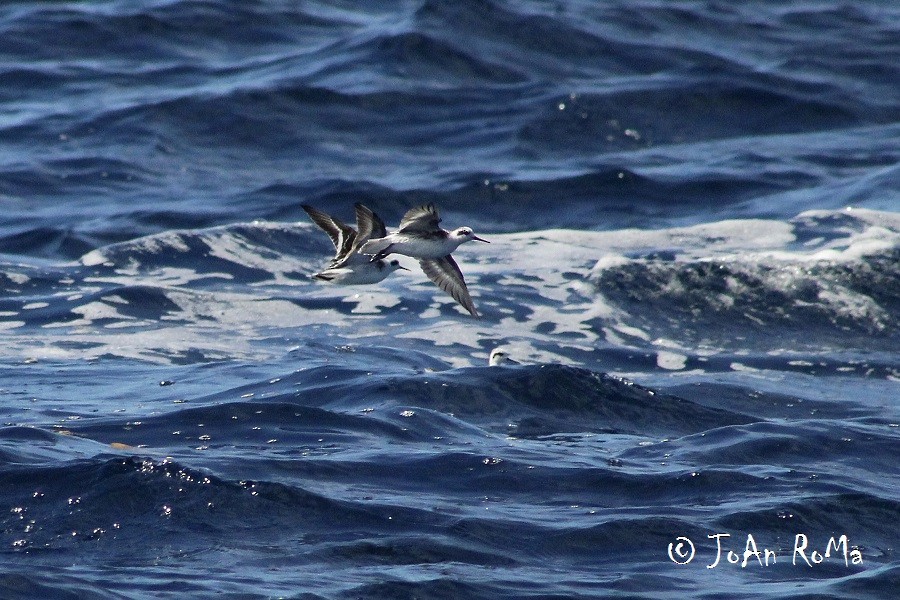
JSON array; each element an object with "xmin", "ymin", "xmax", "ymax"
[{"xmin": 1, "ymin": 1, "xmax": 899, "ymax": 598}]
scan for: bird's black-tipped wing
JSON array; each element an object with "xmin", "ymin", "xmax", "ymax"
[
  {"xmin": 398, "ymin": 204, "xmax": 441, "ymax": 233},
  {"xmin": 302, "ymin": 204, "xmax": 356, "ymax": 261},
  {"xmin": 354, "ymin": 203, "xmax": 388, "ymax": 244},
  {"xmin": 418, "ymin": 255, "xmax": 479, "ymax": 318}
]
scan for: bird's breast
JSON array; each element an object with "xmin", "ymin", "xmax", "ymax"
[{"xmin": 395, "ymin": 236, "xmax": 456, "ymax": 258}]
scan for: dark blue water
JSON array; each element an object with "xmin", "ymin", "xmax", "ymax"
[{"xmin": 2, "ymin": 1, "xmax": 898, "ymax": 598}]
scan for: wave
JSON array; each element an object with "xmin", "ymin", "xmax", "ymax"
[
  {"xmin": 362, "ymin": 31, "xmax": 528, "ymax": 85},
  {"xmin": 2, "ymin": 1, "xmax": 898, "ymax": 597},
  {"xmin": 0, "ymin": 209, "xmax": 896, "ymax": 372},
  {"xmin": 1, "ymin": 2, "xmax": 340, "ymax": 63},
  {"xmin": 2, "ymin": 430, "xmax": 893, "ymax": 598},
  {"xmin": 589, "ymin": 210, "xmax": 900, "ymax": 354}
]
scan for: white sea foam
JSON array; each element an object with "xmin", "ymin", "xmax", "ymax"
[
  {"xmin": 22, "ymin": 302, "xmax": 49, "ymax": 310},
  {"xmin": 3, "ymin": 271, "xmax": 30, "ymax": 285},
  {"xmin": 413, "ymin": 208, "xmax": 897, "ymax": 365},
  {"xmin": 1, "ymin": 209, "xmax": 896, "ymax": 366}
]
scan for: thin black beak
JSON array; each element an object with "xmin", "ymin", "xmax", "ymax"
[
  {"xmin": 398, "ymin": 265, "xmax": 411, "ymax": 271},
  {"xmin": 473, "ymin": 235, "xmax": 490, "ymax": 243}
]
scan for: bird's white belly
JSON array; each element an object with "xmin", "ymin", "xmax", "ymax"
[
  {"xmin": 392, "ymin": 236, "xmax": 455, "ymax": 259},
  {"xmin": 324, "ymin": 266, "xmax": 388, "ymax": 285}
]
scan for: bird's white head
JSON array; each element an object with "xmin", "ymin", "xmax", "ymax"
[
  {"xmin": 451, "ymin": 227, "xmax": 490, "ymax": 245},
  {"xmin": 383, "ymin": 259, "xmax": 409, "ymax": 273},
  {"xmin": 489, "ymin": 348, "xmax": 518, "ymax": 366}
]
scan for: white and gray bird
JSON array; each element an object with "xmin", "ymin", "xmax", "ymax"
[
  {"xmin": 302, "ymin": 203, "xmax": 408, "ymax": 285},
  {"xmin": 358, "ymin": 204, "xmax": 488, "ymax": 317},
  {"xmin": 489, "ymin": 348, "xmax": 519, "ymax": 366}
]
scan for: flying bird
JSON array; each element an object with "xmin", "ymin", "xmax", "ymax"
[
  {"xmin": 302, "ymin": 203, "xmax": 407, "ymax": 285},
  {"xmin": 359, "ymin": 204, "xmax": 488, "ymax": 317}
]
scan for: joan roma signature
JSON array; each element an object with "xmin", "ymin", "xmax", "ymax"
[{"xmin": 668, "ymin": 533, "xmax": 863, "ymax": 568}]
